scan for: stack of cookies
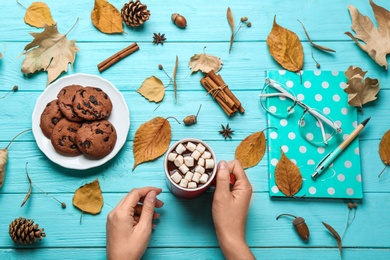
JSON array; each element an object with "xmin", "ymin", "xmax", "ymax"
[{"xmin": 40, "ymin": 85, "xmax": 117, "ymax": 159}]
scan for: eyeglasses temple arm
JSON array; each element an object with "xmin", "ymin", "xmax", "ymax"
[{"xmin": 264, "ymin": 78, "xmax": 295, "ymax": 101}]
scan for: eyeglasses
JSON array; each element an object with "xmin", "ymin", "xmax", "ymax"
[{"xmin": 260, "ymin": 78, "xmax": 342, "ymax": 146}]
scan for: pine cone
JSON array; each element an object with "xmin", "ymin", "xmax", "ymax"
[
  {"xmin": 9, "ymin": 217, "xmax": 46, "ymax": 244},
  {"xmin": 121, "ymin": 0, "xmax": 150, "ymax": 28}
]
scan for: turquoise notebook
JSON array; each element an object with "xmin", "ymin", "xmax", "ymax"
[{"xmin": 264, "ymin": 70, "xmax": 363, "ymax": 199}]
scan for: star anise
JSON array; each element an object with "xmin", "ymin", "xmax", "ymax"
[
  {"xmin": 219, "ymin": 124, "xmax": 234, "ymax": 139},
  {"xmin": 153, "ymin": 33, "xmax": 166, "ymax": 45}
]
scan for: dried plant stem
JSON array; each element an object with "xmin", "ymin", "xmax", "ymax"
[
  {"xmin": 378, "ymin": 165, "xmax": 387, "ymax": 178},
  {"xmin": 5, "ymin": 129, "xmax": 31, "ymax": 150},
  {"xmin": 166, "ymin": 116, "xmax": 181, "ymax": 125},
  {"xmin": 311, "ymin": 47, "xmax": 320, "ymax": 69},
  {"xmin": 0, "ymin": 91, "xmax": 11, "ymax": 99},
  {"xmin": 65, "ymin": 18, "xmax": 79, "ymax": 36},
  {"xmin": 16, "ymin": 0, "xmax": 27, "ymax": 9},
  {"xmin": 173, "ymin": 55, "xmax": 179, "ymax": 103}
]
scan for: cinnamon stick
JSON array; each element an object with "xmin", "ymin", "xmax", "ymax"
[
  {"xmin": 204, "ymin": 77, "xmax": 236, "ymax": 109},
  {"xmin": 201, "ymin": 78, "xmax": 234, "ymax": 116},
  {"xmin": 97, "ymin": 42, "xmax": 139, "ymax": 72}
]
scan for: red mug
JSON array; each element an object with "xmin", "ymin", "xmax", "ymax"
[{"xmin": 164, "ymin": 138, "xmax": 217, "ymax": 199}]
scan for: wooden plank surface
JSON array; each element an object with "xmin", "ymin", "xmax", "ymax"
[{"xmin": 1, "ymin": 0, "xmax": 390, "ymax": 259}]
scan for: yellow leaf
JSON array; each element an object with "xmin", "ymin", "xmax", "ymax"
[
  {"xmin": 274, "ymin": 150, "xmax": 302, "ymax": 196},
  {"xmin": 266, "ymin": 16, "xmax": 304, "ymax": 72},
  {"xmin": 188, "ymin": 49, "xmax": 223, "ymax": 74},
  {"xmin": 133, "ymin": 117, "xmax": 171, "ymax": 170},
  {"xmin": 378, "ymin": 130, "xmax": 390, "ymax": 177},
  {"xmin": 24, "ymin": 2, "xmax": 55, "ymax": 28},
  {"xmin": 235, "ymin": 131, "xmax": 266, "ymax": 169},
  {"xmin": 21, "ymin": 24, "xmax": 79, "ymax": 86},
  {"xmin": 73, "ymin": 179, "xmax": 103, "ymax": 215},
  {"xmin": 91, "ymin": 0, "xmax": 123, "ymax": 34},
  {"xmin": 137, "ymin": 76, "xmax": 165, "ymax": 103},
  {"xmin": 0, "ymin": 149, "xmax": 8, "ymax": 188}
]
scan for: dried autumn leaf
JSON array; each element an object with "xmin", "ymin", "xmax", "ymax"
[
  {"xmin": 0, "ymin": 149, "xmax": 8, "ymax": 188},
  {"xmin": 345, "ymin": 0, "xmax": 390, "ymax": 69},
  {"xmin": 73, "ymin": 179, "xmax": 103, "ymax": 215},
  {"xmin": 137, "ymin": 76, "xmax": 165, "ymax": 103},
  {"xmin": 188, "ymin": 48, "xmax": 223, "ymax": 74},
  {"xmin": 21, "ymin": 23, "xmax": 79, "ymax": 86},
  {"xmin": 322, "ymin": 222, "xmax": 342, "ymax": 256},
  {"xmin": 344, "ymin": 66, "xmax": 380, "ymax": 109},
  {"xmin": 227, "ymin": 7, "xmax": 235, "ymax": 53},
  {"xmin": 274, "ymin": 149, "xmax": 302, "ymax": 196},
  {"xmin": 24, "ymin": 2, "xmax": 55, "ymax": 28},
  {"xmin": 91, "ymin": 0, "xmax": 123, "ymax": 34},
  {"xmin": 20, "ymin": 163, "xmax": 33, "ymax": 208},
  {"xmin": 266, "ymin": 16, "xmax": 304, "ymax": 72},
  {"xmin": 173, "ymin": 55, "xmax": 178, "ymax": 102},
  {"xmin": 235, "ymin": 131, "xmax": 266, "ymax": 169},
  {"xmin": 132, "ymin": 117, "xmax": 171, "ymax": 170},
  {"xmin": 297, "ymin": 20, "xmax": 335, "ymax": 53},
  {"xmin": 378, "ymin": 130, "xmax": 390, "ymax": 178}
]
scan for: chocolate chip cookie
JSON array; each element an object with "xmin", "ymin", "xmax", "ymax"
[
  {"xmin": 72, "ymin": 87, "xmax": 112, "ymax": 121},
  {"xmin": 40, "ymin": 99, "xmax": 64, "ymax": 138},
  {"xmin": 76, "ymin": 120, "xmax": 117, "ymax": 159},
  {"xmin": 51, "ymin": 118, "xmax": 82, "ymax": 156},
  {"xmin": 57, "ymin": 85, "xmax": 84, "ymax": 122}
]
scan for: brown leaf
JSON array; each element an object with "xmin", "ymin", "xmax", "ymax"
[
  {"xmin": 345, "ymin": 0, "xmax": 390, "ymax": 69},
  {"xmin": 73, "ymin": 179, "xmax": 103, "ymax": 215},
  {"xmin": 137, "ymin": 76, "xmax": 165, "ymax": 103},
  {"xmin": 24, "ymin": 2, "xmax": 55, "ymax": 28},
  {"xmin": 235, "ymin": 131, "xmax": 266, "ymax": 169},
  {"xmin": 0, "ymin": 148, "xmax": 8, "ymax": 188},
  {"xmin": 297, "ymin": 20, "xmax": 335, "ymax": 53},
  {"xmin": 322, "ymin": 222, "xmax": 342, "ymax": 256},
  {"xmin": 266, "ymin": 16, "xmax": 304, "ymax": 72},
  {"xmin": 227, "ymin": 7, "xmax": 235, "ymax": 53},
  {"xmin": 188, "ymin": 49, "xmax": 223, "ymax": 74},
  {"xmin": 344, "ymin": 66, "xmax": 380, "ymax": 109},
  {"xmin": 21, "ymin": 23, "xmax": 79, "ymax": 86},
  {"xmin": 173, "ymin": 55, "xmax": 178, "ymax": 102},
  {"xmin": 91, "ymin": 0, "xmax": 123, "ymax": 34},
  {"xmin": 378, "ymin": 130, "xmax": 390, "ymax": 177},
  {"xmin": 132, "ymin": 117, "xmax": 171, "ymax": 170},
  {"xmin": 20, "ymin": 163, "xmax": 33, "ymax": 208},
  {"xmin": 274, "ymin": 149, "xmax": 302, "ymax": 196}
]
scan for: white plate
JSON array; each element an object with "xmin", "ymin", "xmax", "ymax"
[{"xmin": 32, "ymin": 73, "xmax": 130, "ymax": 170}]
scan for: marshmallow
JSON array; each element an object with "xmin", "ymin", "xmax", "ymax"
[
  {"xmin": 175, "ymin": 143, "xmax": 186, "ymax": 154},
  {"xmin": 184, "ymin": 171, "xmax": 194, "ymax": 181},
  {"xmin": 174, "ymin": 155, "xmax": 184, "ymax": 167},
  {"xmin": 205, "ymin": 159, "xmax": 215, "ymax": 169},
  {"xmin": 168, "ymin": 152, "xmax": 177, "ymax": 162},
  {"xmin": 192, "ymin": 172, "xmax": 201, "ymax": 183},
  {"xmin": 171, "ymin": 172, "xmax": 182, "ymax": 184},
  {"xmin": 186, "ymin": 142, "xmax": 197, "ymax": 152},
  {"xmin": 184, "ymin": 156, "xmax": 194, "ymax": 167},
  {"xmin": 191, "ymin": 150, "xmax": 201, "ymax": 160},
  {"xmin": 179, "ymin": 179, "xmax": 189, "ymax": 188},
  {"xmin": 194, "ymin": 165, "xmax": 205, "ymax": 174},
  {"xmin": 188, "ymin": 182, "xmax": 197, "ymax": 189},
  {"xmin": 196, "ymin": 143, "xmax": 206, "ymax": 154},
  {"xmin": 201, "ymin": 151, "xmax": 211, "ymax": 159},
  {"xmin": 179, "ymin": 164, "xmax": 189, "ymax": 174},
  {"xmin": 199, "ymin": 174, "xmax": 209, "ymax": 184},
  {"xmin": 198, "ymin": 157, "xmax": 205, "ymax": 167}
]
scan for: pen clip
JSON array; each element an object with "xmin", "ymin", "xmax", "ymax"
[{"xmin": 315, "ymin": 152, "xmax": 332, "ymax": 170}]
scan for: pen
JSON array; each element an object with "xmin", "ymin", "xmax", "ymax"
[{"xmin": 311, "ymin": 117, "xmax": 371, "ymax": 180}]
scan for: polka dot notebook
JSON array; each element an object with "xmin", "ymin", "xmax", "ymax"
[{"xmin": 265, "ymin": 70, "xmax": 363, "ymax": 199}]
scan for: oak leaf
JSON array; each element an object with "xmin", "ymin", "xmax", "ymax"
[
  {"xmin": 91, "ymin": 0, "xmax": 123, "ymax": 34},
  {"xmin": 137, "ymin": 76, "xmax": 165, "ymax": 103},
  {"xmin": 73, "ymin": 179, "xmax": 103, "ymax": 215},
  {"xmin": 235, "ymin": 131, "xmax": 266, "ymax": 169},
  {"xmin": 344, "ymin": 66, "xmax": 379, "ymax": 109},
  {"xmin": 188, "ymin": 48, "xmax": 222, "ymax": 74},
  {"xmin": 132, "ymin": 117, "xmax": 171, "ymax": 170},
  {"xmin": 322, "ymin": 222, "xmax": 342, "ymax": 256},
  {"xmin": 21, "ymin": 24, "xmax": 79, "ymax": 86},
  {"xmin": 345, "ymin": 0, "xmax": 390, "ymax": 69},
  {"xmin": 274, "ymin": 149, "xmax": 302, "ymax": 196},
  {"xmin": 378, "ymin": 130, "xmax": 390, "ymax": 178},
  {"xmin": 24, "ymin": 2, "xmax": 55, "ymax": 28},
  {"xmin": 266, "ymin": 16, "xmax": 304, "ymax": 72}
]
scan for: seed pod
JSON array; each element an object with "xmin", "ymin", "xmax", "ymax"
[
  {"xmin": 276, "ymin": 213, "xmax": 310, "ymax": 241},
  {"xmin": 183, "ymin": 104, "xmax": 202, "ymax": 126},
  {"xmin": 171, "ymin": 13, "xmax": 187, "ymax": 28}
]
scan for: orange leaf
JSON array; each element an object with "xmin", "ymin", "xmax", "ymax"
[
  {"xmin": 235, "ymin": 131, "xmax": 266, "ymax": 169},
  {"xmin": 132, "ymin": 117, "xmax": 171, "ymax": 170},
  {"xmin": 274, "ymin": 149, "xmax": 302, "ymax": 196},
  {"xmin": 378, "ymin": 130, "xmax": 390, "ymax": 177},
  {"xmin": 266, "ymin": 16, "xmax": 304, "ymax": 72},
  {"xmin": 73, "ymin": 179, "xmax": 103, "ymax": 215},
  {"xmin": 24, "ymin": 2, "xmax": 55, "ymax": 28},
  {"xmin": 91, "ymin": 0, "xmax": 123, "ymax": 34}
]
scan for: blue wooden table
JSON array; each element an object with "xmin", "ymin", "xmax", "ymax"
[{"xmin": 1, "ymin": 0, "xmax": 390, "ymax": 259}]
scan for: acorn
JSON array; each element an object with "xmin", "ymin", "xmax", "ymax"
[
  {"xmin": 276, "ymin": 213, "xmax": 310, "ymax": 241},
  {"xmin": 171, "ymin": 13, "xmax": 187, "ymax": 28},
  {"xmin": 183, "ymin": 104, "xmax": 202, "ymax": 126}
]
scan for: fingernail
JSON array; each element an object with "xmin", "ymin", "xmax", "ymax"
[
  {"xmin": 148, "ymin": 191, "xmax": 156, "ymax": 203},
  {"xmin": 218, "ymin": 160, "xmax": 228, "ymax": 170}
]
